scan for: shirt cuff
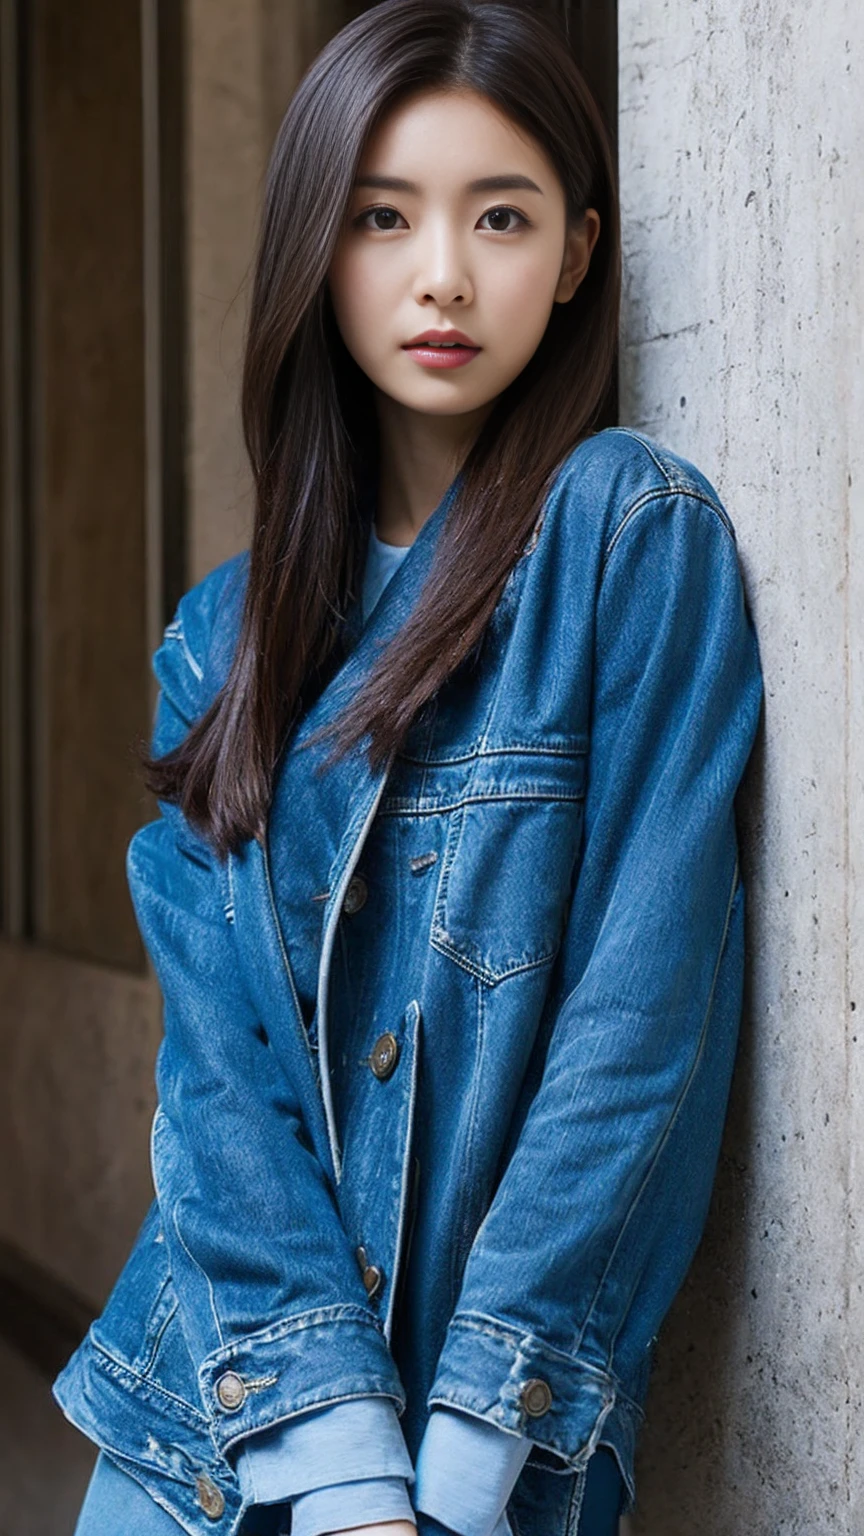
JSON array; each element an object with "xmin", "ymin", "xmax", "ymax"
[
  {"xmin": 291, "ymin": 1475, "xmax": 415, "ymax": 1536},
  {"xmin": 412, "ymin": 1407, "xmax": 531, "ymax": 1536},
  {"xmin": 232, "ymin": 1395, "xmax": 415, "ymax": 1506}
]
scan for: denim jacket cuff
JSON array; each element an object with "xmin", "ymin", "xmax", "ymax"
[
  {"xmin": 426, "ymin": 1312, "xmax": 618, "ymax": 1468},
  {"xmin": 199, "ymin": 1303, "xmax": 406, "ymax": 1459},
  {"xmin": 413, "ymin": 1406, "xmax": 531, "ymax": 1536}
]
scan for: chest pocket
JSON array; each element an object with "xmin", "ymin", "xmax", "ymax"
[{"xmin": 427, "ymin": 746, "xmax": 587, "ymax": 986}]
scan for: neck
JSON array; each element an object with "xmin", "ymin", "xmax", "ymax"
[{"xmin": 372, "ymin": 389, "xmax": 494, "ymax": 544}]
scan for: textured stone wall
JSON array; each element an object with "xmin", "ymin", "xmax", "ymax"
[{"xmin": 618, "ymin": 4, "xmax": 862, "ymax": 1531}]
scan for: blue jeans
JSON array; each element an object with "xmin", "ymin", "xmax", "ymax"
[{"xmin": 74, "ymin": 1447, "xmax": 625, "ymax": 1536}]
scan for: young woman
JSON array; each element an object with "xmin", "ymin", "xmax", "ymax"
[{"xmin": 56, "ymin": 3, "xmax": 764, "ymax": 1535}]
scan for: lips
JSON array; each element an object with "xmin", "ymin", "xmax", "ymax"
[
  {"xmin": 400, "ymin": 328, "xmax": 482, "ymax": 371},
  {"xmin": 402, "ymin": 328, "xmax": 480, "ymax": 349}
]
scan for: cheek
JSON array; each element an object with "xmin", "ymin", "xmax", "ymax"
[
  {"xmin": 485, "ymin": 252, "xmax": 559, "ymax": 357},
  {"xmin": 328, "ymin": 251, "xmax": 391, "ymax": 357}
]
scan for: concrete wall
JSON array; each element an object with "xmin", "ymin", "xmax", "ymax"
[{"xmin": 618, "ymin": 4, "xmax": 862, "ymax": 1530}]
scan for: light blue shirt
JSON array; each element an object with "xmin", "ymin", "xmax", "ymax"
[
  {"xmin": 362, "ymin": 523, "xmax": 413, "ymax": 623},
  {"xmin": 234, "ymin": 522, "xmax": 531, "ymax": 1536},
  {"xmin": 235, "ymin": 1396, "xmax": 529, "ymax": 1536}
]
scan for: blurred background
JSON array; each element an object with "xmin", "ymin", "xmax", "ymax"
[{"xmin": 0, "ymin": 2, "xmax": 860, "ymax": 1533}]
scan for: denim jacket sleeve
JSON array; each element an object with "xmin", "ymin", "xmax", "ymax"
[
  {"xmin": 130, "ymin": 578, "xmax": 411, "ymax": 1466},
  {"xmin": 421, "ymin": 490, "xmax": 763, "ymax": 1489}
]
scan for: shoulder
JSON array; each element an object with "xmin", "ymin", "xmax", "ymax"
[
  {"xmin": 542, "ymin": 426, "xmax": 737, "ymax": 568},
  {"xmin": 154, "ymin": 550, "xmax": 250, "ymax": 723}
]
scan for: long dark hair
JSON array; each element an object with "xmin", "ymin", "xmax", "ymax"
[{"xmin": 143, "ymin": 0, "xmax": 620, "ymax": 859}]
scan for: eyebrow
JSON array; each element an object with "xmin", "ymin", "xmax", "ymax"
[{"xmin": 353, "ymin": 173, "xmax": 544, "ymax": 195}]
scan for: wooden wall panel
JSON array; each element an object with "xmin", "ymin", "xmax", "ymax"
[{"xmin": 29, "ymin": 0, "xmax": 148, "ymax": 968}]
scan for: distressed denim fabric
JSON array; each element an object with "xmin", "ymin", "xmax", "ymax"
[{"xmin": 53, "ymin": 427, "xmax": 764, "ymax": 1536}]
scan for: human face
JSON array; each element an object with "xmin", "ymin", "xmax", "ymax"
[{"xmin": 326, "ymin": 86, "xmax": 600, "ymax": 425}]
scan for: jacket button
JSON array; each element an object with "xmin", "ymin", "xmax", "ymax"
[
  {"xmin": 342, "ymin": 873, "xmax": 368, "ymax": 915},
  {"xmin": 355, "ymin": 1243, "xmax": 385, "ymax": 1300},
  {"xmin": 362, "ymin": 1263, "xmax": 385, "ymax": 1299},
  {"xmin": 519, "ymin": 1377, "xmax": 553, "ymax": 1416},
  {"xmin": 370, "ymin": 1031, "xmax": 399, "ymax": 1079},
  {"xmin": 195, "ymin": 1474, "xmax": 226, "ymax": 1519},
  {"xmin": 215, "ymin": 1370, "xmax": 247, "ymax": 1411}
]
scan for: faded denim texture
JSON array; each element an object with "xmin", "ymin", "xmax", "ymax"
[{"xmin": 53, "ymin": 427, "xmax": 764, "ymax": 1536}]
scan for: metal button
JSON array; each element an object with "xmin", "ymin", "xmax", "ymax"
[
  {"xmin": 195, "ymin": 1474, "xmax": 226, "ymax": 1519},
  {"xmin": 519, "ymin": 1377, "xmax": 553, "ymax": 1416},
  {"xmin": 370, "ymin": 1031, "xmax": 400, "ymax": 1080},
  {"xmin": 362, "ymin": 1263, "xmax": 385, "ymax": 1299},
  {"xmin": 355, "ymin": 1243, "xmax": 385, "ymax": 1300},
  {"xmin": 215, "ymin": 1370, "xmax": 247, "ymax": 1412},
  {"xmin": 342, "ymin": 873, "xmax": 368, "ymax": 915}
]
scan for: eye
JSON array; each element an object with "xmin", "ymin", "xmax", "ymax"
[
  {"xmin": 353, "ymin": 204, "xmax": 408, "ymax": 231},
  {"xmin": 477, "ymin": 205, "xmax": 530, "ymax": 233}
]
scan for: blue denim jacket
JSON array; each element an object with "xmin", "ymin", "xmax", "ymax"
[
  {"xmin": 229, "ymin": 531, "xmax": 531, "ymax": 1536},
  {"xmin": 53, "ymin": 427, "xmax": 763, "ymax": 1536}
]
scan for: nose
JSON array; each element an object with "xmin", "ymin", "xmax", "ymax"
[{"xmin": 411, "ymin": 217, "xmax": 473, "ymax": 307}]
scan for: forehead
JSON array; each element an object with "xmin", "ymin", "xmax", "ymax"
[{"xmin": 355, "ymin": 86, "xmax": 555, "ymax": 186}]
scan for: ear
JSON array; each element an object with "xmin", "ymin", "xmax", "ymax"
[{"xmin": 554, "ymin": 208, "xmax": 602, "ymax": 303}]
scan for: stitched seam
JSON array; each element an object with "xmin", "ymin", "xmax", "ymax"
[
  {"xmin": 574, "ymin": 852, "xmax": 741, "ymax": 1360},
  {"xmin": 604, "ymin": 874, "xmax": 743, "ymax": 1371},
  {"xmin": 450, "ymin": 979, "xmax": 485, "ymax": 1301},
  {"xmin": 137, "ymin": 1296, "xmax": 178, "ymax": 1379},
  {"xmin": 383, "ymin": 1003, "xmax": 422, "ymax": 1346},
  {"xmin": 611, "ymin": 427, "xmax": 679, "ymax": 489},
  {"xmin": 260, "ymin": 836, "xmax": 319, "ymax": 1085},
  {"xmin": 224, "ymin": 851, "xmax": 235, "ymax": 923},
  {"xmin": 316, "ymin": 752, "xmax": 398, "ymax": 1186},
  {"xmin": 381, "ymin": 788, "xmax": 585, "ymax": 818},
  {"xmin": 611, "ymin": 427, "xmax": 732, "ymax": 526},
  {"xmin": 172, "ymin": 1197, "xmax": 225, "ymax": 1352},
  {"xmin": 397, "ymin": 742, "xmax": 589, "ymax": 766},
  {"xmin": 148, "ymin": 1114, "xmax": 225, "ymax": 1392},
  {"xmin": 530, "ymin": 427, "xmax": 708, "ymax": 549},
  {"xmin": 490, "ymin": 427, "xmax": 733, "ymax": 591},
  {"xmin": 445, "ymin": 1311, "xmax": 616, "ymax": 1376},
  {"xmin": 430, "ymin": 932, "xmax": 558, "ymax": 986},
  {"xmin": 204, "ymin": 1302, "xmax": 388, "ymax": 1358},
  {"xmin": 178, "ymin": 623, "xmax": 204, "ymax": 682},
  {"xmin": 603, "ymin": 487, "xmax": 736, "ymax": 573},
  {"xmin": 566, "ymin": 1465, "xmax": 587, "ymax": 1535},
  {"xmin": 89, "ymin": 1337, "xmax": 209, "ymax": 1424}
]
